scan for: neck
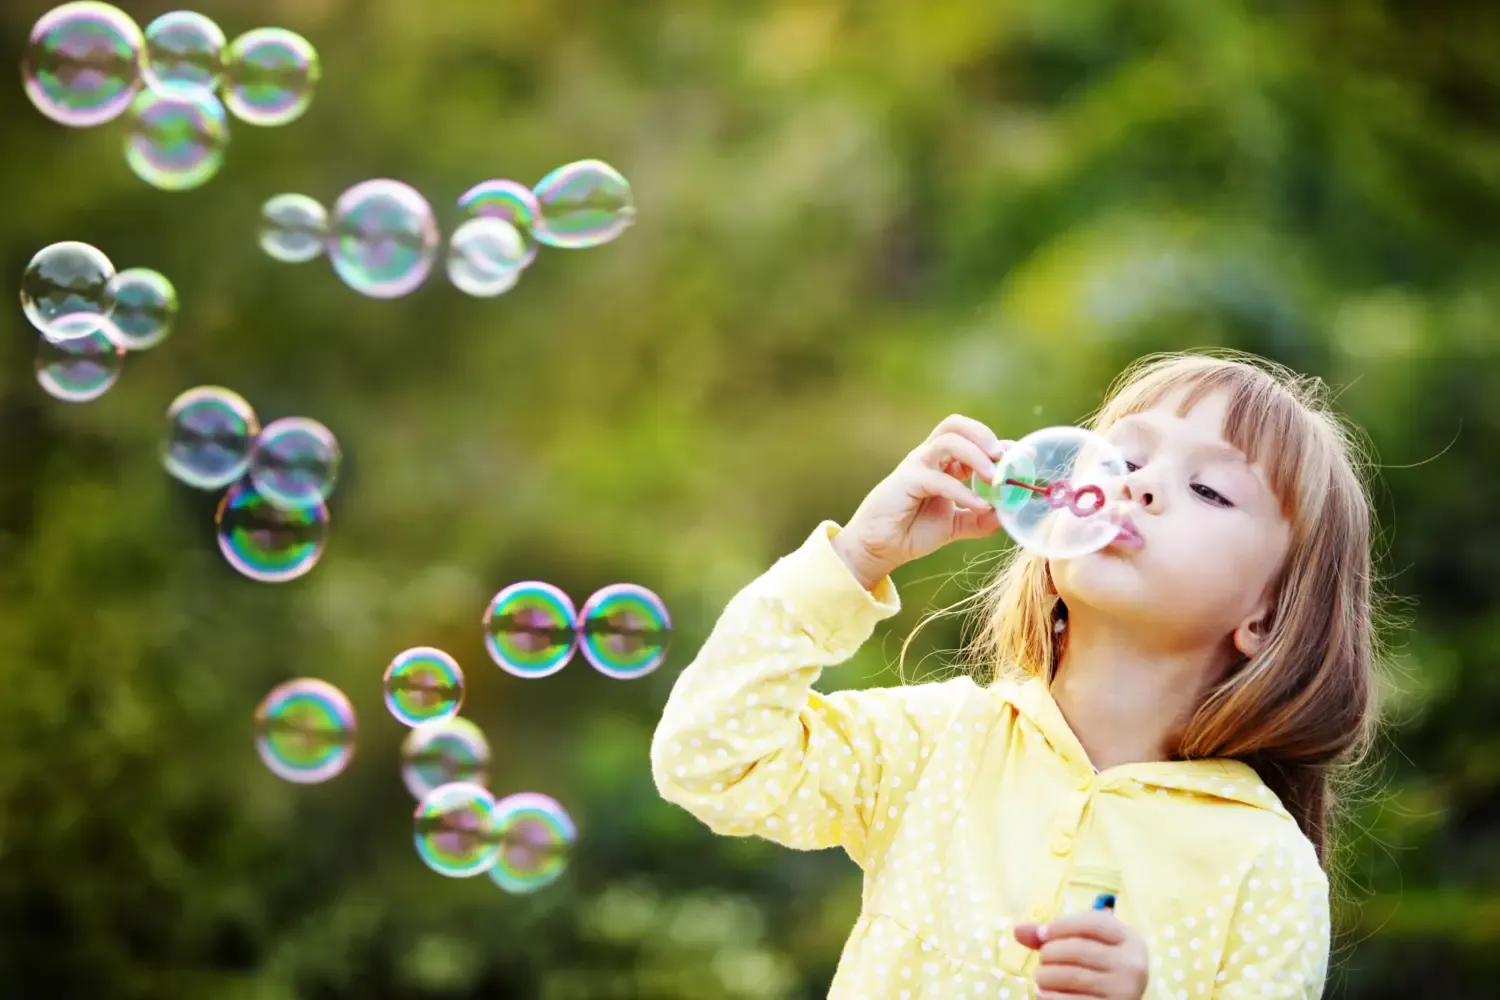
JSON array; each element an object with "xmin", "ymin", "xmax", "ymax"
[{"xmin": 1048, "ymin": 610, "xmax": 1223, "ymax": 771}]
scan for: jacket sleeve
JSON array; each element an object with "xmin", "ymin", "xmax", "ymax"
[
  {"xmin": 1211, "ymin": 835, "xmax": 1331, "ymax": 998},
  {"xmin": 650, "ymin": 521, "xmax": 972, "ymax": 871}
]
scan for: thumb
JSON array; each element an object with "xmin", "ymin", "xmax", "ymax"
[{"xmin": 1013, "ymin": 923, "xmax": 1045, "ymax": 950}]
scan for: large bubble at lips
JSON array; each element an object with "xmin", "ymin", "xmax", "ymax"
[
  {"xmin": 971, "ymin": 426, "xmax": 1130, "ymax": 560},
  {"xmin": 328, "ymin": 180, "xmax": 439, "ymax": 298},
  {"xmin": 531, "ymin": 160, "xmax": 636, "ymax": 250},
  {"xmin": 22, "ymin": 2, "xmax": 144, "ymax": 128}
]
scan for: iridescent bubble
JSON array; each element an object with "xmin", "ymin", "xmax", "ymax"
[
  {"xmin": 457, "ymin": 179, "xmax": 540, "ymax": 268},
  {"xmin": 329, "ymin": 180, "xmax": 439, "ymax": 298},
  {"xmin": 163, "ymin": 386, "xmax": 259, "ymax": 490},
  {"xmin": 259, "ymin": 193, "xmax": 327, "ymax": 263},
  {"xmin": 102, "ymin": 267, "xmax": 176, "ymax": 350},
  {"xmin": 124, "ymin": 84, "xmax": 229, "ymax": 192},
  {"xmin": 34, "ymin": 329, "xmax": 123, "ymax": 403},
  {"xmin": 483, "ymin": 582, "xmax": 578, "ymax": 679},
  {"xmin": 142, "ymin": 10, "xmax": 225, "ymax": 95},
  {"xmin": 215, "ymin": 481, "xmax": 328, "ymax": 583},
  {"xmin": 578, "ymin": 584, "xmax": 671, "ymax": 679},
  {"xmin": 446, "ymin": 217, "xmax": 526, "ymax": 298},
  {"xmin": 253, "ymin": 678, "xmax": 356, "ymax": 784},
  {"xmin": 22, "ymin": 2, "xmax": 143, "ymax": 128},
  {"xmin": 401, "ymin": 717, "xmax": 490, "ymax": 800},
  {"xmin": 971, "ymin": 426, "xmax": 1130, "ymax": 559},
  {"xmin": 383, "ymin": 647, "xmax": 464, "ymax": 728},
  {"xmin": 248, "ymin": 416, "xmax": 341, "ymax": 511},
  {"xmin": 489, "ymin": 793, "xmax": 576, "ymax": 895},
  {"xmin": 414, "ymin": 782, "xmax": 500, "ymax": 878},
  {"xmin": 223, "ymin": 27, "xmax": 320, "ymax": 127},
  {"xmin": 21, "ymin": 241, "xmax": 116, "ymax": 343},
  {"xmin": 531, "ymin": 160, "xmax": 635, "ymax": 250}
]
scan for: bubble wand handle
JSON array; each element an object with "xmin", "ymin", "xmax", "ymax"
[{"xmin": 998, "ymin": 477, "xmax": 1107, "ymax": 519}]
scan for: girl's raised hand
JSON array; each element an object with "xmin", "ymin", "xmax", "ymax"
[
  {"xmin": 1015, "ymin": 911, "xmax": 1151, "ymax": 1000},
  {"xmin": 831, "ymin": 414, "xmax": 1010, "ymax": 589}
]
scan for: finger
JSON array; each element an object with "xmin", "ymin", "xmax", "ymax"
[
  {"xmin": 1038, "ymin": 937, "xmax": 1114, "ymax": 972},
  {"xmin": 908, "ymin": 466, "xmax": 989, "ymax": 511},
  {"xmin": 1035, "ymin": 961, "xmax": 1110, "ymax": 995},
  {"xmin": 927, "ymin": 414, "xmax": 1005, "ymax": 456},
  {"xmin": 1014, "ymin": 923, "xmax": 1044, "ymax": 950},
  {"xmin": 1036, "ymin": 912, "xmax": 1127, "ymax": 947},
  {"xmin": 918, "ymin": 433, "xmax": 996, "ymax": 482},
  {"xmin": 951, "ymin": 504, "xmax": 1002, "ymax": 541}
]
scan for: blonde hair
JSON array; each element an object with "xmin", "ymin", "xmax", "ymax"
[{"xmin": 911, "ymin": 350, "xmax": 1385, "ymax": 867}]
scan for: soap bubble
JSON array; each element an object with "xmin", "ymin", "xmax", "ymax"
[
  {"xmin": 401, "ymin": 717, "xmax": 490, "ymax": 800},
  {"xmin": 102, "ymin": 267, "xmax": 176, "ymax": 350},
  {"xmin": 259, "ymin": 193, "xmax": 327, "ymax": 263},
  {"xmin": 457, "ymin": 179, "xmax": 540, "ymax": 268},
  {"xmin": 21, "ymin": 241, "xmax": 116, "ymax": 343},
  {"xmin": 383, "ymin": 647, "xmax": 464, "ymax": 727},
  {"xmin": 222, "ymin": 27, "xmax": 320, "ymax": 126},
  {"xmin": 22, "ymin": 2, "xmax": 143, "ymax": 128},
  {"xmin": 483, "ymin": 581, "xmax": 578, "ymax": 678},
  {"xmin": 329, "ymin": 179, "xmax": 439, "ymax": 298},
  {"xmin": 579, "ymin": 584, "xmax": 672, "ymax": 679},
  {"xmin": 163, "ymin": 386, "xmax": 259, "ymax": 490},
  {"xmin": 215, "ymin": 481, "xmax": 329, "ymax": 583},
  {"xmin": 446, "ymin": 217, "xmax": 526, "ymax": 298},
  {"xmin": 124, "ymin": 84, "xmax": 229, "ymax": 192},
  {"xmin": 971, "ymin": 426, "xmax": 1130, "ymax": 559},
  {"xmin": 34, "ymin": 329, "xmax": 123, "ymax": 403},
  {"xmin": 414, "ymin": 782, "xmax": 500, "ymax": 878},
  {"xmin": 253, "ymin": 678, "xmax": 356, "ymax": 784},
  {"xmin": 142, "ymin": 10, "xmax": 225, "ymax": 95},
  {"xmin": 489, "ymin": 793, "xmax": 576, "ymax": 895},
  {"xmin": 248, "ymin": 416, "xmax": 341, "ymax": 511},
  {"xmin": 531, "ymin": 160, "xmax": 635, "ymax": 249}
]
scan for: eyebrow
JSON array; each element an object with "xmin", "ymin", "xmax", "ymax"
[{"xmin": 1109, "ymin": 415, "xmax": 1250, "ymax": 467}]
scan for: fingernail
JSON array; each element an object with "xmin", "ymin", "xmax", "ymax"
[{"xmin": 1037, "ymin": 924, "xmax": 1049, "ymax": 941}]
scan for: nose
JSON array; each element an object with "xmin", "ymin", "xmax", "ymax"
[{"xmin": 1122, "ymin": 470, "xmax": 1160, "ymax": 512}]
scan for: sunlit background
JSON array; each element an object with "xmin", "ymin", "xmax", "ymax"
[{"xmin": 3, "ymin": 0, "xmax": 1498, "ymax": 997}]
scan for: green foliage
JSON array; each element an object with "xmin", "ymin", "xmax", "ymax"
[{"xmin": 1, "ymin": 0, "xmax": 1497, "ymax": 995}]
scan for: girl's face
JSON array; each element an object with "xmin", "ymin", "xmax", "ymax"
[{"xmin": 1051, "ymin": 388, "xmax": 1293, "ymax": 652}]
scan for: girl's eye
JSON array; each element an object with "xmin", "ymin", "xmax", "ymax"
[
  {"xmin": 1193, "ymin": 483, "xmax": 1233, "ymax": 507},
  {"xmin": 1123, "ymin": 460, "xmax": 1140, "ymax": 473}
]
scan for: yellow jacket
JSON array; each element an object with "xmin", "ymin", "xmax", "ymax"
[{"xmin": 652, "ymin": 522, "xmax": 1331, "ymax": 999}]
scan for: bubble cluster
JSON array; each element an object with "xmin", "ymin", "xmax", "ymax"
[
  {"xmin": 222, "ymin": 27, "xmax": 320, "ymax": 127},
  {"xmin": 491, "ymin": 793, "xmax": 576, "ymax": 895},
  {"xmin": 124, "ymin": 83, "xmax": 229, "ymax": 192},
  {"xmin": 972, "ymin": 425, "xmax": 1131, "ymax": 559},
  {"xmin": 401, "ymin": 718, "xmax": 490, "ymax": 800},
  {"xmin": 163, "ymin": 386, "xmax": 259, "ymax": 490},
  {"xmin": 260, "ymin": 193, "xmax": 328, "ymax": 263},
  {"xmin": 142, "ymin": 10, "xmax": 225, "ymax": 95},
  {"xmin": 414, "ymin": 783, "xmax": 501, "ymax": 878},
  {"xmin": 248, "ymin": 416, "xmax": 342, "ymax": 511},
  {"xmin": 383, "ymin": 648, "xmax": 465, "ymax": 727},
  {"xmin": 21, "ymin": 241, "xmax": 116, "ymax": 343},
  {"xmin": 34, "ymin": 329, "xmax": 124, "ymax": 403},
  {"xmin": 253, "ymin": 679, "xmax": 356, "ymax": 784},
  {"xmin": 215, "ymin": 480, "xmax": 329, "ymax": 583},
  {"xmin": 22, "ymin": 2, "xmax": 144, "ymax": 128},
  {"xmin": 103, "ymin": 267, "xmax": 177, "ymax": 350}
]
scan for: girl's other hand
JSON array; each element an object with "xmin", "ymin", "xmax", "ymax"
[{"xmin": 1015, "ymin": 911, "xmax": 1150, "ymax": 1000}]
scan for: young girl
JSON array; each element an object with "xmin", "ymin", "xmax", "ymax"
[{"xmin": 652, "ymin": 352, "xmax": 1380, "ymax": 1000}]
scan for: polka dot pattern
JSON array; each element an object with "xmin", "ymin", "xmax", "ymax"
[{"xmin": 651, "ymin": 522, "xmax": 1331, "ymax": 999}]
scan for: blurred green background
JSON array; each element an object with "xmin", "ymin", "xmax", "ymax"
[{"xmin": 3, "ymin": 0, "xmax": 1498, "ymax": 996}]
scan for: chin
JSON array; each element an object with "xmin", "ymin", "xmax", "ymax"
[{"xmin": 1052, "ymin": 554, "xmax": 1152, "ymax": 617}]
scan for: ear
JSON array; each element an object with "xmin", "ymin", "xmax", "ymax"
[{"xmin": 1232, "ymin": 606, "xmax": 1273, "ymax": 658}]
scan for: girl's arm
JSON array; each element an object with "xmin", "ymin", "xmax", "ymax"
[
  {"xmin": 650, "ymin": 521, "xmax": 972, "ymax": 871},
  {"xmin": 1210, "ymin": 838, "xmax": 1331, "ymax": 999}
]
